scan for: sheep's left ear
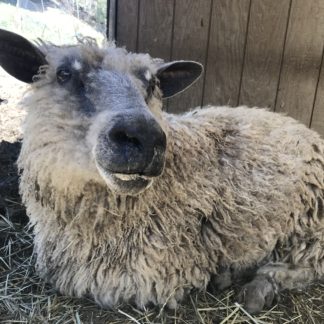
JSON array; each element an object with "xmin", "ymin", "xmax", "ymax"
[{"xmin": 157, "ymin": 61, "xmax": 203, "ymax": 99}]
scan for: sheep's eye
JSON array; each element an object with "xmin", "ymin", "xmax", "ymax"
[
  {"xmin": 56, "ymin": 66, "xmax": 72, "ymax": 85},
  {"xmin": 147, "ymin": 77, "xmax": 159, "ymax": 98}
]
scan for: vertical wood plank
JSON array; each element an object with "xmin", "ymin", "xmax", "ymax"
[
  {"xmin": 137, "ymin": 0, "xmax": 174, "ymax": 60},
  {"xmin": 275, "ymin": 0, "xmax": 324, "ymax": 125},
  {"xmin": 239, "ymin": 0, "xmax": 290, "ymax": 109},
  {"xmin": 310, "ymin": 50, "xmax": 324, "ymax": 137},
  {"xmin": 203, "ymin": 0, "xmax": 251, "ymax": 106},
  {"xmin": 167, "ymin": 0, "xmax": 212, "ymax": 114},
  {"xmin": 116, "ymin": 0, "xmax": 139, "ymax": 51}
]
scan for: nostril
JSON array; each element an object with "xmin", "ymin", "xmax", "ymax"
[{"xmin": 109, "ymin": 130, "xmax": 142, "ymax": 149}]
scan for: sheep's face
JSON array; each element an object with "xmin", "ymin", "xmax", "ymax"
[
  {"xmin": 86, "ymin": 66, "xmax": 167, "ymax": 195},
  {"xmin": 0, "ymin": 30, "xmax": 202, "ymax": 195}
]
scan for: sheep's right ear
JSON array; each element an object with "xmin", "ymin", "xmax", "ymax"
[
  {"xmin": 0, "ymin": 29, "xmax": 47, "ymax": 83},
  {"xmin": 157, "ymin": 60, "xmax": 203, "ymax": 98}
]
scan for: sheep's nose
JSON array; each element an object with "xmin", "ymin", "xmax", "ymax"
[
  {"xmin": 97, "ymin": 116, "xmax": 166, "ymax": 177},
  {"xmin": 109, "ymin": 128, "xmax": 143, "ymax": 152}
]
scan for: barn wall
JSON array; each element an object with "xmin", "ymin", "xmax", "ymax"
[{"xmin": 116, "ymin": 0, "xmax": 324, "ymax": 136}]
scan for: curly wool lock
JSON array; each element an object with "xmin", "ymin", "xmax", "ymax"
[{"xmin": 1, "ymin": 29, "xmax": 323, "ymax": 313}]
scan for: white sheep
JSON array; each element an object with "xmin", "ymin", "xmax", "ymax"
[{"xmin": 0, "ymin": 29, "xmax": 323, "ymax": 314}]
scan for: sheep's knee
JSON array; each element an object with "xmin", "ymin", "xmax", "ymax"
[
  {"xmin": 237, "ymin": 274, "xmax": 276, "ymax": 314},
  {"xmin": 237, "ymin": 262, "xmax": 316, "ymax": 314},
  {"xmin": 208, "ymin": 269, "xmax": 232, "ymax": 293}
]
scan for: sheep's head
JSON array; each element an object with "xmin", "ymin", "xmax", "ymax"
[{"xmin": 0, "ymin": 29, "xmax": 202, "ymax": 195}]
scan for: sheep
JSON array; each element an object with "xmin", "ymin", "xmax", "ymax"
[{"xmin": 0, "ymin": 28, "xmax": 324, "ymax": 314}]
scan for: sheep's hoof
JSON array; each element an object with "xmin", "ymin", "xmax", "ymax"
[
  {"xmin": 208, "ymin": 270, "xmax": 232, "ymax": 293},
  {"xmin": 236, "ymin": 275, "xmax": 275, "ymax": 314}
]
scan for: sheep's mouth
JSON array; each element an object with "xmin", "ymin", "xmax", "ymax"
[
  {"xmin": 113, "ymin": 173, "xmax": 150, "ymax": 182},
  {"xmin": 112, "ymin": 173, "xmax": 153, "ymax": 190},
  {"xmin": 108, "ymin": 173, "xmax": 153, "ymax": 195},
  {"xmin": 96, "ymin": 163, "xmax": 153, "ymax": 195}
]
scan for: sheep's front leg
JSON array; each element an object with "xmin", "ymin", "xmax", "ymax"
[{"xmin": 237, "ymin": 262, "xmax": 315, "ymax": 314}]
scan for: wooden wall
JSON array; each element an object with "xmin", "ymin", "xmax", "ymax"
[{"xmin": 116, "ymin": 0, "xmax": 324, "ymax": 136}]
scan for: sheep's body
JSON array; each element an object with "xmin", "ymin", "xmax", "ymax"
[
  {"xmin": 1, "ymin": 29, "xmax": 323, "ymax": 311},
  {"xmin": 19, "ymin": 104, "xmax": 324, "ymax": 308}
]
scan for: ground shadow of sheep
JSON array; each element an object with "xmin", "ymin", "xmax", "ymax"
[{"xmin": 0, "ymin": 140, "xmax": 27, "ymax": 225}]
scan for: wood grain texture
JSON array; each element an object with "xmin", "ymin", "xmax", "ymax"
[
  {"xmin": 167, "ymin": 0, "xmax": 212, "ymax": 114},
  {"xmin": 203, "ymin": 0, "xmax": 251, "ymax": 107},
  {"xmin": 137, "ymin": 0, "xmax": 174, "ymax": 60},
  {"xmin": 115, "ymin": 0, "xmax": 324, "ymax": 134},
  {"xmin": 310, "ymin": 50, "xmax": 324, "ymax": 137},
  {"xmin": 116, "ymin": 0, "xmax": 139, "ymax": 51},
  {"xmin": 275, "ymin": 0, "xmax": 324, "ymax": 125},
  {"xmin": 239, "ymin": 0, "xmax": 290, "ymax": 109}
]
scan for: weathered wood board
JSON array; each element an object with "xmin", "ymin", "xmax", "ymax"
[{"xmin": 116, "ymin": 0, "xmax": 324, "ymax": 136}]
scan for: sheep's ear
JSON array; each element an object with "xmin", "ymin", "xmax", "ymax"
[
  {"xmin": 0, "ymin": 29, "xmax": 47, "ymax": 83},
  {"xmin": 157, "ymin": 61, "xmax": 203, "ymax": 99}
]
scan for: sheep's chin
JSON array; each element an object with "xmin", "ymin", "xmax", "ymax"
[{"xmin": 96, "ymin": 165, "xmax": 153, "ymax": 195}]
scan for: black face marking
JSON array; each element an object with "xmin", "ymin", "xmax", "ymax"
[
  {"xmin": 135, "ymin": 68, "xmax": 160, "ymax": 102},
  {"xmin": 79, "ymin": 93, "xmax": 95, "ymax": 116},
  {"xmin": 56, "ymin": 65, "xmax": 72, "ymax": 84},
  {"xmin": 56, "ymin": 57, "xmax": 85, "ymax": 91},
  {"xmin": 57, "ymin": 57, "xmax": 95, "ymax": 115},
  {"xmin": 146, "ymin": 77, "xmax": 160, "ymax": 101},
  {"xmin": 0, "ymin": 98, "xmax": 7, "ymax": 105}
]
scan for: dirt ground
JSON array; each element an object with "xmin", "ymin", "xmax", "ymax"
[
  {"xmin": 0, "ymin": 67, "xmax": 26, "ymax": 143},
  {"xmin": 0, "ymin": 68, "xmax": 324, "ymax": 323}
]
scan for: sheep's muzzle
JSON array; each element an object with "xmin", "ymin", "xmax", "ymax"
[{"xmin": 94, "ymin": 114, "xmax": 166, "ymax": 195}]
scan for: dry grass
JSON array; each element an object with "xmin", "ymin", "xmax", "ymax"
[{"xmin": 1, "ymin": 69, "xmax": 324, "ymax": 324}]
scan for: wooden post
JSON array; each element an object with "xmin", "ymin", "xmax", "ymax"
[{"xmin": 107, "ymin": 0, "xmax": 117, "ymax": 41}]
